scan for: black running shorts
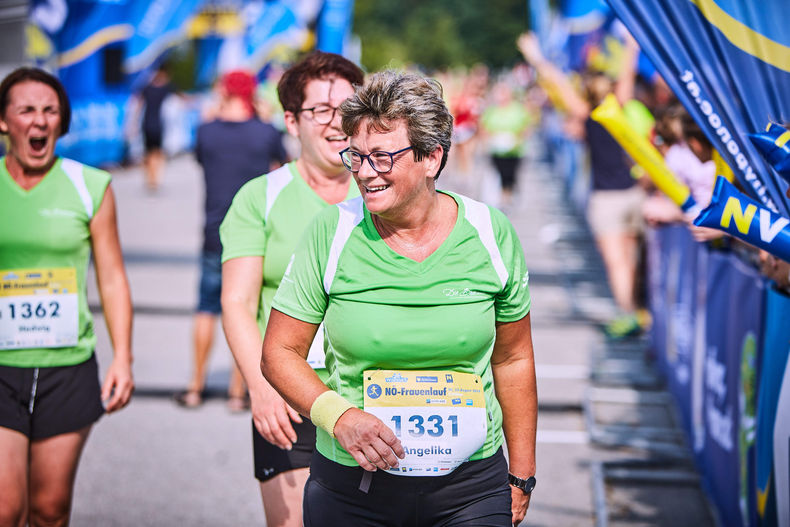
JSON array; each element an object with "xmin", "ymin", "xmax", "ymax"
[
  {"xmin": 303, "ymin": 446, "xmax": 512, "ymax": 526},
  {"xmin": 253, "ymin": 417, "xmax": 316, "ymax": 482},
  {"xmin": 0, "ymin": 354, "xmax": 104, "ymax": 440}
]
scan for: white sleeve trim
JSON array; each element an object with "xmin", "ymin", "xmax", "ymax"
[
  {"xmin": 459, "ymin": 195, "xmax": 509, "ymax": 289},
  {"xmin": 323, "ymin": 197, "xmax": 364, "ymax": 294},
  {"xmin": 264, "ymin": 165, "xmax": 293, "ymax": 222},
  {"xmin": 61, "ymin": 159, "xmax": 94, "ymax": 219}
]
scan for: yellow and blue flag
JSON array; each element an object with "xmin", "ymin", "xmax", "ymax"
[{"xmin": 606, "ymin": 0, "xmax": 790, "ymax": 218}]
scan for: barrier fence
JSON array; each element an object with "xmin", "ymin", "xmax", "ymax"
[{"xmin": 647, "ymin": 225, "xmax": 790, "ymax": 527}]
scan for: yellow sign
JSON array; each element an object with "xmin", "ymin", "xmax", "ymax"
[
  {"xmin": 0, "ymin": 268, "xmax": 77, "ymax": 297},
  {"xmin": 364, "ymin": 370, "xmax": 485, "ymax": 409}
]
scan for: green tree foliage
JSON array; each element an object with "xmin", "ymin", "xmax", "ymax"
[{"xmin": 354, "ymin": 0, "xmax": 529, "ymax": 71}]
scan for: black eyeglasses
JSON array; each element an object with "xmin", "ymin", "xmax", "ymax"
[
  {"xmin": 340, "ymin": 146, "xmax": 414, "ymax": 173},
  {"xmin": 297, "ymin": 104, "xmax": 340, "ymax": 125}
]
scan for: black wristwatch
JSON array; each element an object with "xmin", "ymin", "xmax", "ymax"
[{"xmin": 508, "ymin": 473, "xmax": 537, "ymax": 495}]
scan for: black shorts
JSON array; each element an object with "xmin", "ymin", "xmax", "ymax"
[
  {"xmin": 253, "ymin": 417, "xmax": 316, "ymax": 482},
  {"xmin": 144, "ymin": 128, "xmax": 163, "ymax": 151},
  {"xmin": 303, "ymin": 447, "xmax": 512, "ymax": 527},
  {"xmin": 0, "ymin": 354, "xmax": 104, "ymax": 440},
  {"xmin": 492, "ymin": 155, "xmax": 522, "ymax": 191}
]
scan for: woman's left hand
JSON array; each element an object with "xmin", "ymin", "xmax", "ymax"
[
  {"xmin": 511, "ymin": 487, "xmax": 530, "ymax": 526},
  {"xmin": 102, "ymin": 357, "xmax": 134, "ymax": 413}
]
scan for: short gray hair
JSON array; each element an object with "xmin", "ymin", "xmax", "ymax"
[{"xmin": 340, "ymin": 70, "xmax": 453, "ymax": 179}]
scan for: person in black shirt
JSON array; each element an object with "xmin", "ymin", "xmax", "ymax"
[
  {"xmin": 175, "ymin": 70, "xmax": 286, "ymax": 410},
  {"xmin": 138, "ymin": 65, "xmax": 174, "ymax": 191},
  {"xmin": 518, "ymin": 32, "xmax": 647, "ymax": 338}
]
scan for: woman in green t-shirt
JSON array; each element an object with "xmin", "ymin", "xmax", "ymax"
[
  {"xmin": 0, "ymin": 68, "xmax": 133, "ymax": 527},
  {"xmin": 219, "ymin": 52, "xmax": 363, "ymax": 527},
  {"xmin": 262, "ymin": 71, "xmax": 538, "ymax": 527}
]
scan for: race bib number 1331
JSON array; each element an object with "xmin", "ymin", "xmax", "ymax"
[{"xmin": 363, "ymin": 369, "xmax": 487, "ymax": 476}]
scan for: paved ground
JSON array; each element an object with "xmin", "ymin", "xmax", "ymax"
[{"xmin": 72, "ymin": 149, "xmax": 715, "ymax": 526}]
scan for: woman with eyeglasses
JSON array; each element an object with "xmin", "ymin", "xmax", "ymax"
[
  {"xmin": 262, "ymin": 70, "xmax": 538, "ymax": 526},
  {"xmin": 219, "ymin": 51, "xmax": 363, "ymax": 527},
  {"xmin": 0, "ymin": 67, "xmax": 133, "ymax": 526}
]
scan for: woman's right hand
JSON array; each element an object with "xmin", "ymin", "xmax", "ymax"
[
  {"xmin": 333, "ymin": 408, "xmax": 406, "ymax": 472},
  {"xmin": 251, "ymin": 383, "xmax": 303, "ymax": 450}
]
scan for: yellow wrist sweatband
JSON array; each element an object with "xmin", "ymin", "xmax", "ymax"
[{"xmin": 310, "ymin": 390, "xmax": 355, "ymax": 439}]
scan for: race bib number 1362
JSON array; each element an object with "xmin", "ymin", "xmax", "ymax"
[{"xmin": 0, "ymin": 268, "xmax": 79, "ymax": 349}]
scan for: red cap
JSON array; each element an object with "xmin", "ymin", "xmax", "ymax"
[{"xmin": 221, "ymin": 70, "xmax": 257, "ymax": 112}]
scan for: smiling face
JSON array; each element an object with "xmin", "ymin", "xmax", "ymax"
[
  {"xmin": 0, "ymin": 80, "xmax": 61, "ymax": 177},
  {"xmin": 349, "ymin": 119, "xmax": 442, "ymax": 223},
  {"xmin": 284, "ymin": 77, "xmax": 354, "ymax": 176}
]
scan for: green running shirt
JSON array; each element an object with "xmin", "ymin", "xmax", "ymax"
[
  {"xmin": 219, "ymin": 162, "xmax": 358, "ymax": 381},
  {"xmin": 273, "ymin": 191, "xmax": 531, "ymax": 466},
  {"xmin": 481, "ymin": 101, "xmax": 533, "ymax": 157},
  {"xmin": 0, "ymin": 157, "xmax": 110, "ymax": 367}
]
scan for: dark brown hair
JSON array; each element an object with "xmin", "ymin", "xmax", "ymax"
[
  {"xmin": 654, "ymin": 102, "xmax": 685, "ymax": 147},
  {"xmin": 0, "ymin": 67, "xmax": 71, "ymax": 136},
  {"xmin": 681, "ymin": 112, "xmax": 711, "ymax": 148},
  {"xmin": 277, "ymin": 51, "xmax": 364, "ymax": 114}
]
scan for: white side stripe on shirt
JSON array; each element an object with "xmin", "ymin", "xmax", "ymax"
[
  {"xmin": 264, "ymin": 165, "xmax": 293, "ymax": 222},
  {"xmin": 61, "ymin": 159, "xmax": 94, "ymax": 219},
  {"xmin": 459, "ymin": 195, "xmax": 509, "ymax": 290},
  {"xmin": 324, "ymin": 197, "xmax": 365, "ymax": 294}
]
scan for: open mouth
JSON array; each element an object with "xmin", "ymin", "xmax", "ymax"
[
  {"xmin": 29, "ymin": 137, "xmax": 48, "ymax": 153},
  {"xmin": 364, "ymin": 184, "xmax": 390, "ymax": 193}
]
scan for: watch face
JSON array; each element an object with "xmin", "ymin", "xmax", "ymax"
[{"xmin": 524, "ymin": 476, "xmax": 536, "ymax": 494}]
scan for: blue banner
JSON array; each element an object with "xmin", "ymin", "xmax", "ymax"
[
  {"xmin": 774, "ymin": 353, "xmax": 790, "ymax": 527},
  {"xmin": 561, "ymin": 0, "xmax": 610, "ymax": 34},
  {"xmin": 558, "ymin": 0, "xmax": 612, "ymax": 72},
  {"xmin": 27, "ymin": 1, "xmax": 207, "ymax": 166},
  {"xmin": 756, "ymin": 286, "xmax": 790, "ymax": 526},
  {"xmin": 56, "ymin": 93, "xmax": 129, "ymax": 167},
  {"xmin": 124, "ymin": 0, "xmax": 206, "ymax": 75},
  {"xmin": 316, "ymin": 0, "xmax": 354, "ymax": 55},
  {"xmin": 665, "ymin": 227, "xmax": 702, "ymax": 439},
  {"xmin": 235, "ymin": 0, "xmax": 321, "ymax": 74},
  {"xmin": 605, "ymin": 0, "xmax": 790, "ymax": 217},
  {"xmin": 703, "ymin": 251, "xmax": 764, "ymax": 527},
  {"xmin": 27, "ymin": 0, "xmax": 331, "ymax": 166},
  {"xmin": 646, "ymin": 227, "xmax": 670, "ymax": 377},
  {"xmin": 31, "ymin": 1, "xmax": 135, "ymax": 166},
  {"xmin": 646, "ymin": 224, "xmax": 709, "ymax": 469},
  {"xmin": 528, "ymin": 0, "xmax": 550, "ymax": 45}
]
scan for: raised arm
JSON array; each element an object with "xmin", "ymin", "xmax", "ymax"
[
  {"xmin": 517, "ymin": 32, "xmax": 590, "ymax": 121},
  {"xmin": 491, "ymin": 313, "xmax": 538, "ymax": 526},
  {"xmin": 614, "ymin": 32, "xmax": 640, "ymax": 105},
  {"xmin": 90, "ymin": 185, "xmax": 134, "ymax": 413},
  {"xmin": 221, "ymin": 256, "xmax": 302, "ymax": 449}
]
